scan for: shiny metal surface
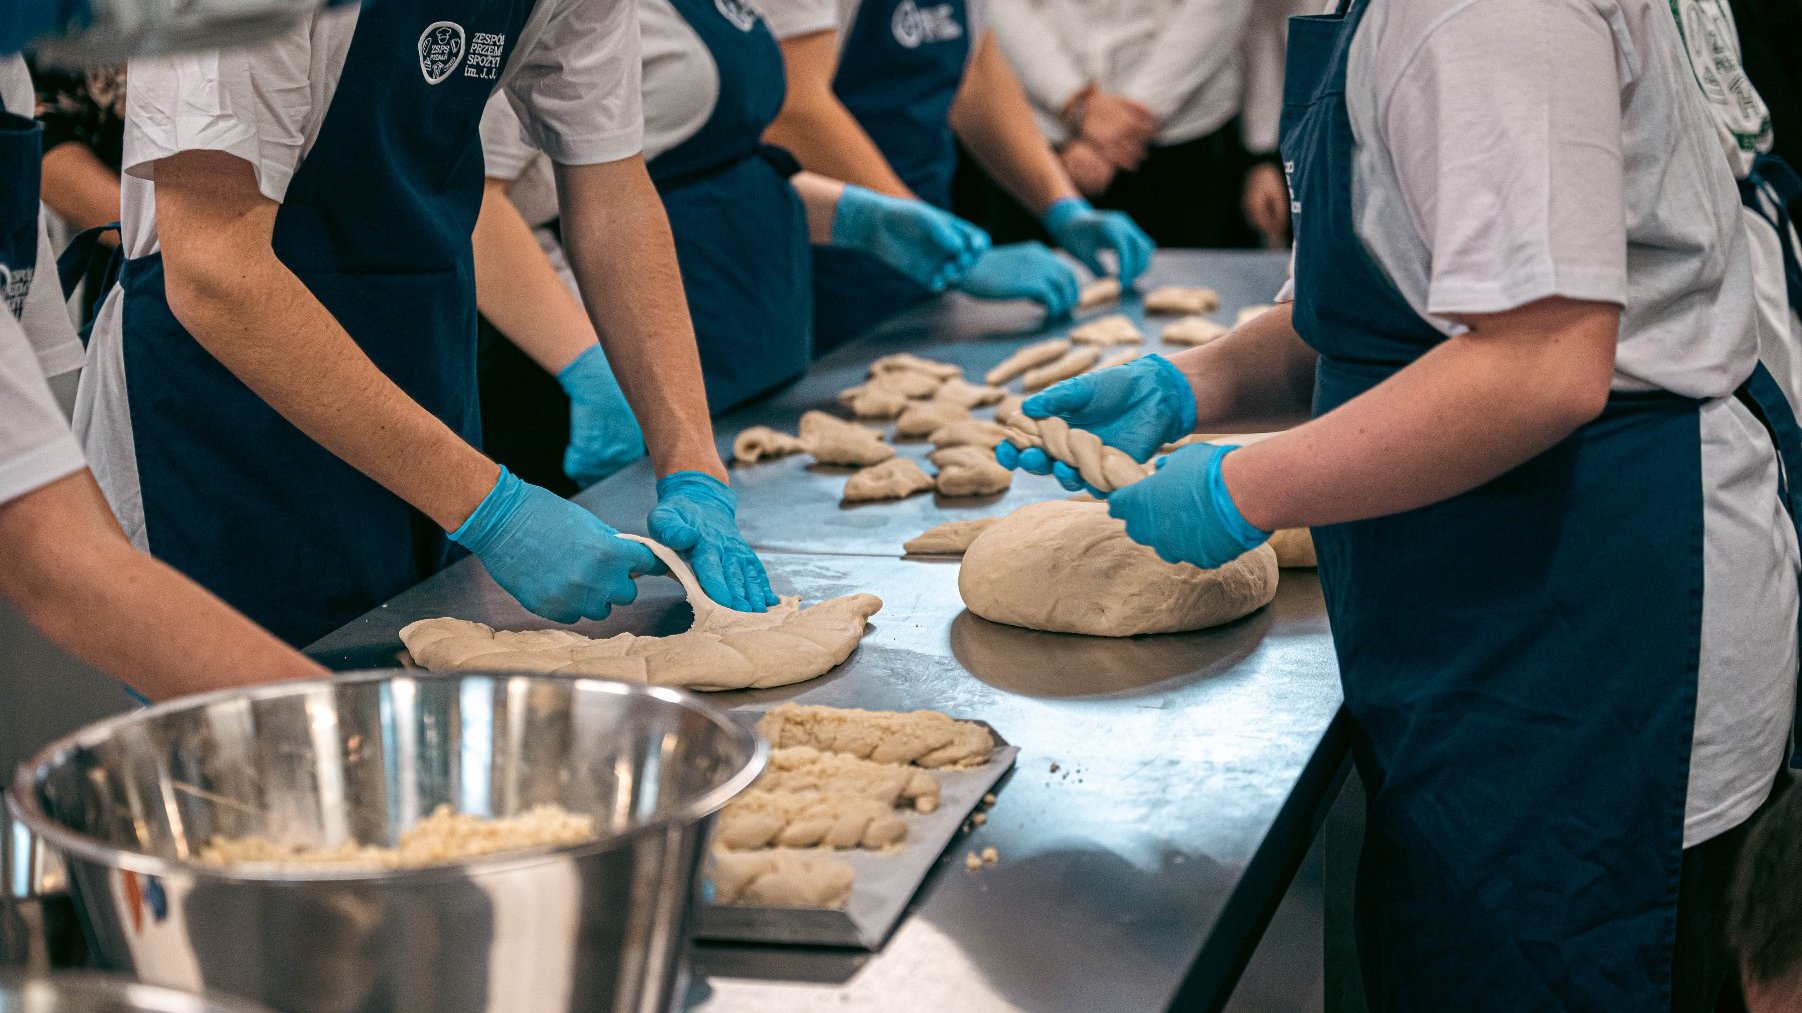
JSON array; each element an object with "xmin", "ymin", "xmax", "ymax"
[
  {"xmin": 0, "ymin": 973, "xmax": 274, "ymax": 1013},
  {"xmin": 307, "ymin": 250, "xmax": 1349, "ymax": 1012},
  {"xmin": 3, "ymin": 810, "xmax": 81, "ymax": 972},
  {"xmin": 9, "ymin": 673, "xmax": 766, "ymax": 1013}
]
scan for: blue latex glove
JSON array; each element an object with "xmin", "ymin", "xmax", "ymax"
[
  {"xmin": 1107, "ymin": 443, "xmax": 1269, "ymax": 569},
  {"xmin": 832, "ymin": 184, "xmax": 990, "ymax": 292},
  {"xmin": 996, "ymin": 354, "xmax": 1199, "ymax": 491},
  {"xmin": 648, "ymin": 471, "xmax": 778, "ymax": 613},
  {"xmin": 1042, "ymin": 197, "xmax": 1155, "ymax": 289},
  {"xmin": 560, "ymin": 345, "xmax": 646, "ymax": 489},
  {"xmin": 955, "ymin": 242, "xmax": 1081, "ymax": 318},
  {"xmin": 451, "ymin": 466, "xmax": 660, "ymax": 624}
]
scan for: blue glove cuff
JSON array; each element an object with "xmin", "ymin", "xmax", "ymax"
[
  {"xmin": 830, "ymin": 184, "xmax": 880, "ymax": 249},
  {"xmin": 1145, "ymin": 354, "xmax": 1200, "ymax": 438},
  {"xmin": 556, "ymin": 344, "xmax": 615, "ymax": 398},
  {"xmin": 656, "ymin": 470, "xmax": 738, "ymax": 512},
  {"xmin": 1206, "ymin": 449, "xmax": 1271, "ymax": 552},
  {"xmin": 1042, "ymin": 196, "xmax": 1092, "ymax": 235},
  {"xmin": 451, "ymin": 466, "xmax": 522, "ymax": 553}
]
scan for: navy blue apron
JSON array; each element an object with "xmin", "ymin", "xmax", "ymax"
[
  {"xmin": 115, "ymin": 0, "xmax": 536, "ymax": 647},
  {"xmin": 1282, "ymin": 0, "xmax": 1753, "ymax": 1005},
  {"xmin": 809, "ymin": 0, "xmax": 970, "ymax": 353},
  {"xmin": 0, "ymin": 93, "xmax": 43, "ymax": 322},
  {"xmin": 646, "ymin": 0, "xmax": 810, "ymax": 413}
]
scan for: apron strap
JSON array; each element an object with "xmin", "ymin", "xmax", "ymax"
[
  {"xmin": 58, "ymin": 220, "xmax": 119, "ymax": 297},
  {"xmin": 1734, "ymin": 361, "xmax": 1802, "ymax": 767},
  {"xmin": 1742, "ymin": 154, "xmax": 1802, "ymax": 311}
]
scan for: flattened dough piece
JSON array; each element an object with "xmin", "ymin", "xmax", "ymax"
[
  {"xmin": 1077, "ymin": 277, "xmax": 1122, "ymax": 311},
  {"xmin": 1161, "ymin": 315, "xmax": 1229, "ymax": 346},
  {"xmin": 1235, "ymin": 304, "xmax": 1276, "ymax": 327},
  {"xmin": 1269, "ymin": 527, "xmax": 1317, "ymax": 568},
  {"xmin": 895, "ymin": 399, "xmax": 971, "ymax": 439},
  {"xmin": 983, "ymin": 338, "xmax": 1069, "ymax": 386},
  {"xmin": 871, "ymin": 352, "xmax": 962, "ymax": 380},
  {"xmin": 932, "ymin": 377, "xmax": 1008, "ymax": 409},
  {"xmin": 1069, "ymin": 314, "xmax": 1143, "ymax": 346},
  {"xmin": 1023, "ymin": 346, "xmax": 1102, "ymax": 391},
  {"xmin": 757, "ymin": 704, "xmax": 995, "ymax": 770},
  {"xmin": 959, "ymin": 500, "xmax": 1279, "ymax": 636},
  {"xmin": 843, "ymin": 457, "xmax": 935, "ymax": 502},
  {"xmin": 1097, "ymin": 348, "xmax": 1145, "ymax": 371},
  {"xmin": 930, "ymin": 445, "xmax": 1012, "ymax": 497},
  {"xmin": 904, "ymin": 517, "xmax": 1002, "ymax": 556},
  {"xmin": 710, "ymin": 850, "xmax": 856, "ymax": 909},
  {"xmin": 837, "ymin": 382, "xmax": 911, "ymax": 419},
  {"xmin": 732, "ymin": 426, "xmax": 807, "ymax": 464},
  {"xmin": 928, "ymin": 419, "xmax": 1011, "ymax": 451},
  {"xmin": 800, "ymin": 410, "xmax": 894, "ymax": 466},
  {"xmin": 868, "ymin": 368, "xmax": 942, "ymax": 399},
  {"xmin": 1144, "ymin": 286, "xmax": 1221, "ymax": 315}
]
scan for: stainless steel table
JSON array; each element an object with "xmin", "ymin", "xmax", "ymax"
[{"xmin": 307, "ymin": 250, "xmax": 1349, "ymax": 1012}]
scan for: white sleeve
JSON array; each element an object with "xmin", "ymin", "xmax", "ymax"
[
  {"xmin": 1115, "ymin": 0, "xmax": 1254, "ymax": 124},
  {"xmin": 1378, "ymin": 0, "xmax": 1627, "ymax": 316},
  {"xmin": 503, "ymin": 0, "xmax": 645, "ymax": 165},
  {"xmin": 0, "ymin": 312, "xmax": 86, "ymax": 507},
  {"xmin": 755, "ymin": 0, "xmax": 840, "ymax": 41},
  {"xmin": 479, "ymin": 91, "xmax": 542, "ymax": 181},
  {"xmin": 638, "ymin": 0, "xmax": 720, "ymax": 161},
  {"xmin": 120, "ymin": 16, "xmax": 320, "ymax": 203},
  {"xmin": 1238, "ymin": 0, "xmax": 1300, "ymax": 155},
  {"xmin": 989, "ymin": 0, "xmax": 1087, "ymax": 124}
]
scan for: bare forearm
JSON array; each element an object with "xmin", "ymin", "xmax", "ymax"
[
  {"xmin": 0, "ymin": 471, "xmax": 325, "ymax": 700},
  {"xmin": 557, "ymin": 158, "xmax": 726, "ymax": 481},
  {"xmin": 41, "ymin": 143, "xmax": 122, "ymax": 241},
  {"xmin": 791, "ymin": 171, "xmax": 847, "ymax": 244},
  {"xmin": 1168, "ymin": 303, "xmax": 1317, "ymax": 432},
  {"xmin": 769, "ymin": 32, "xmax": 917, "ymax": 199},
  {"xmin": 473, "ymin": 178, "xmax": 597, "ymax": 375},
  {"xmin": 949, "ymin": 33, "xmax": 1077, "ymax": 216}
]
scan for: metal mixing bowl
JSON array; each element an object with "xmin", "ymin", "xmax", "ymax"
[
  {"xmin": 0, "ymin": 972, "xmax": 273, "ymax": 1012},
  {"xmin": 6, "ymin": 672, "xmax": 766, "ymax": 1013}
]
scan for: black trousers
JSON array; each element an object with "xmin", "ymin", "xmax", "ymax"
[
  {"xmin": 1671, "ymin": 769, "xmax": 1792, "ymax": 1012},
  {"xmin": 476, "ymin": 314, "xmax": 576, "ymax": 498}
]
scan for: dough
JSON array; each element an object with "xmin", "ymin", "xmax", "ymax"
[
  {"xmin": 904, "ymin": 517, "xmax": 1001, "ymax": 556},
  {"xmin": 716, "ymin": 790, "xmax": 907, "ymax": 851},
  {"xmin": 958, "ymin": 501, "xmax": 1279, "ymax": 636},
  {"xmin": 1161, "ymin": 315, "xmax": 1229, "ymax": 346},
  {"xmin": 757, "ymin": 703, "xmax": 995, "ymax": 769},
  {"xmin": 928, "ymin": 419, "xmax": 1011, "ymax": 451},
  {"xmin": 1235, "ymin": 304, "xmax": 1276, "ymax": 327},
  {"xmin": 710, "ymin": 850, "xmax": 855, "ymax": 909},
  {"xmin": 868, "ymin": 368, "xmax": 943, "ymax": 399},
  {"xmin": 800, "ymin": 410, "xmax": 893, "ymax": 467},
  {"xmin": 843, "ymin": 457, "xmax": 935, "ymax": 502},
  {"xmin": 1270, "ymin": 527, "xmax": 1317, "ymax": 568},
  {"xmin": 932, "ymin": 377, "xmax": 1007, "ymax": 409},
  {"xmin": 1023, "ymin": 346, "xmax": 1102, "ymax": 391},
  {"xmin": 999, "ymin": 408, "xmax": 1149, "ymax": 492},
  {"xmin": 895, "ymin": 399, "xmax": 971, "ymax": 438},
  {"xmin": 399, "ymin": 538, "xmax": 883, "ymax": 691},
  {"xmin": 983, "ymin": 338, "xmax": 1070, "ymax": 386},
  {"xmin": 733, "ymin": 426, "xmax": 807, "ymax": 464},
  {"xmin": 1144, "ymin": 286, "xmax": 1221, "ymax": 315},
  {"xmin": 930, "ymin": 445, "xmax": 1012, "ymax": 497},
  {"xmin": 756, "ymin": 746, "xmax": 941, "ymax": 812},
  {"xmin": 837, "ymin": 382, "xmax": 911, "ymax": 419},
  {"xmin": 871, "ymin": 352, "xmax": 962, "ymax": 380},
  {"xmin": 1097, "ymin": 348, "xmax": 1145, "ymax": 371},
  {"xmin": 1069, "ymin": 314, "xmax": 1143, "ymax": 346},
  {"xmin": 1077, "ymin": 277, "xmax": 1122, "ymax": 311},
  {"xmin": 994, "ymin": 395, "xmax": 1025, "ymax": 421}
]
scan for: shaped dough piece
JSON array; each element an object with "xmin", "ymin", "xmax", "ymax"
[
  {"xmin": 868, "ymin": 368, "xmax": 943, "ymax": 399},
  {"xmin": 710, "ymin": 850, "xmax": 856, "ymax": 909},
  {"xmin": 999, "ymin": 408, "xmax": 1150, "ymax": 492},
  {"xmin": 1097, "ymin": 348, "xmax": 1145, "ymax": 371},
  {"xmin": 1235, "ymin": 304, "xmax": 1276, "ymax": 327},
  {"xmin": 757, "ymin": 704, "xmax": 995, "ymax": 770},
  {"xmin": 1023, "ymin": 346, "xmax": 1102, "ymax": 391},
  {"xmin": 928, "ymin": 419, "xmax": 1011, "ymax": 451},
  {"xmin": 732, "ymin": 426, "xmax": 808, "ymax": 464},
  {"xmin": 959, "ymin": 500, "xmax": 1279, "ymax": 636},
  {"xmin": 836, "ymin": 382, "xmax": 911, "ymax": 419},
  {"xmin": 1161, "ymin": 315, "xmax": 1229, "ymax": 346},
  {"xmin": 983, "ymin": 338, "xmax": 1070, "ymax": 386},
  {"xmin": 1077, "ymin": 277, "xmax": 1122, "ymax": 311},
  {"xmin": 895, "ymin": 399, "xmax": 972, "ymax": 438},
  {"xmin": 870, "ymin": 352, "xmax": 962, "ymax": 380},
  {"xmin": 932, "ymin": 377, "xmax": 1008, "ymax": 409},
  {"xmin": 843, "ymin": 457, "xmax": 935, "ymax": 502},
  {"xmin": 1144, "ymin": 286, "xmax": 1221, "ymax": 315},
  {"xmin": 904, "ymin": 517, "xmax": 1002, "ymax": 556},
  {"xmin": 1069, "ymin": 314, "xmax": 1143, "ymax": 346},
  {"xmin": 756, "ymin": 746, "xmax": 941, "ymax": 812},
  {"xmin": 1270, "ymin": 527, "xmax": 1317, "ymax": 568},
  {"xmin": 930, "ymin": 445, "xmax": 1012, "ymax": 497},
  {"xmin": 799, "ymin": 410, "xmax": 894, "ymax": 466},
  {"xmin": 399, "ymin": 539, "xmax": 883, "ymax": 692},
  {"xmin": 717, "ymin": 790, "xmax": 907, "ymax": 851},
  {"xmin": 994, "ymin": 395, "xmax": 1025, "ymax": 421}
]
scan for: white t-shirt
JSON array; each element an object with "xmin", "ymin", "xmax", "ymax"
[
  {"xmin": 1, "ymin": 57, "xmax": 84, "ymax": 379},
  {"xmin": 757, "ymin": 0, "xmax": 986, "ymax": 59},
  {"xmin": 0, "ymin": 310, "xmax": 86, "ymax": 506}
]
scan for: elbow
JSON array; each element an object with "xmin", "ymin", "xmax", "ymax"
[{"xmin": 159, "ymin": 237, "xmax": 256, "ymax": 338}]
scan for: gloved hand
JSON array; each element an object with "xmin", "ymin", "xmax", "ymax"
[
  {"xmin": 1042, "ymin": 197, "xmax": 1155, "ymax": 289},
  {"xmin": 996, "ymin": 355, "xmax": 1198, "ymax": 492},
  {"xmin": 648, "ymin": 471, "xmax": 778, "ymax": 613},
  {"xmin": 955, "ymin": 242, "xmax": 1081, "ymax": 318},
  {"xmin": 560, "ymin": 345, "xmax": 646, "ymax": 489},
  {"xmin": 1107, "ymin": 443, "xmax": 1269, "ymax": 569},
  {"xmin": 832, "ymin": 184, "xmax": 990, "ymax": 292},
  {"xmin": 451, "ymin": 466, "xmax": 660, "ymax": 624}
]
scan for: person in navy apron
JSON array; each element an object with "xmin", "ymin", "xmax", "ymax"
[
  {"xmin": 1000, "ymin": 0, "xmax": 1802, "ymax": 1006},
  {"xmin": 72, "ymin": 0, "xmax": 777, "ymax": 649},
  {"xmin": 759, "ymin": 0, "xmax": 1154, "ymax": 352}
]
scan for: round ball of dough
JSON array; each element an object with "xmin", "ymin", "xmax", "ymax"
[
  {"xmin": 957, "ymin": 501, "xmax": 1278, "ymax": 637},
  {"xmin": 1269, "ymin": 527, "xmax": 1316, "ymax": 568}
]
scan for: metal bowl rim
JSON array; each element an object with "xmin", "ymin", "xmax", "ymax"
[
  {"xmin": 6, "ymin": 669, "xmax": 769, "ymax": 884},
  {"xmin": 0, "ymin": 971, "xmax": 276, "ymax": 1012}
]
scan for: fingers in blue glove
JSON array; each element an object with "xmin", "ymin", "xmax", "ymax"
[
  {"xmin": 1017, "ymin": 446, "xmax": 1056, "ymax": 476},
  {"xmin": 1051, "ymin": 460, "xmax": 1090, "ymax": 493},
  {"xmin": 994, "ymin": 441, "xmax": 1021, "ymax": 470},
  {"xmin": 1022, "ymin": 373, "xmax": 1097, "ymax": 420}
]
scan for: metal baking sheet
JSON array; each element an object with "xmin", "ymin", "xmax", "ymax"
[{"xmin": 696, "ymin": 735, "xmax": 1020, "ymax": 949}]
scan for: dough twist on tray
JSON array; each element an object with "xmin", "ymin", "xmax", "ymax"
[
  {"xmin": 756, "ymin": 703, "xmax": 995, "ymax": 770},
  {"xmin": 998, "ymin": 408, "xmax": 1153, "ymax": 493}
]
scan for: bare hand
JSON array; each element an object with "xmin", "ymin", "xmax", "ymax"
[
  {"xmin": 1242, "ymin": 162, "xmax": 1290, "ymax": 246},
  {"xmin": 1060, "ymin": 140, "xmax": 1117, "ymax": 198},
  {"xmin": 1080, "ymin": 92, "xmax": 1157, "ymax": 171}
]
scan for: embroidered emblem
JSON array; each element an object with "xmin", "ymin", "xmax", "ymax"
[
  {"xmin": 715, "ymin": 0, "xmax": 759, "ymax": 31},
  {"xmin": 418, "ymin": 21, "xmax": 466, "ymax": 84},
  {"xmin": 890, "ymin": 0, "xmax": 962, "ymax": 49},
  {"xmin": 0, "ymin": 263, "xmax": 32, "ymax": 321},
  {"xmin": 466, "ymin": 31, "xmax": 507, "ymax": 79}
]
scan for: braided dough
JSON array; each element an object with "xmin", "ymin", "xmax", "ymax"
[
  {"xmin": 1077, "ymin": 277, "xmax": 1122, "ymax": 311},
  {"xmin": 904, "ymin": 517, "xmax": 1001, "ymax": 556},
  {"xmin": 999, "ymin": 407, "xmax": 1151, "ymax": 492},
  {"xmin": 1162, "ymin": 315, "xmax": 1229, "ymax": 346},
  {"xmin": 928, "ymin": 419, "xmax": 1011, "ymax": 450},
  {"xmin": 1069, "ymin": 314, "xmax": 1143, "ymax": 346},
  {"xmin": 843, "ymin": 457, "xmax": 935, "ymax": 502},
  {"xmin": 756, "ymin": 703, "xmax": 995, "ymax": 770},
  {"xmin": 983, "ymin": 339, "xmax": 1070, "ymax": 386},
  {"xmin": 931, "ymin": 445, "xmax": 1012, "ymax": 497},
  {"xmin": 754, "ymin": 745, "xmax": 942, "ymax": 811},
  {"xmin": 800, "ymin": 410, "xmax": 894, "ymax": 466},
  {"xmin": 399, "ymin": 537, "xmax": 882, "ymax": 691},
  {"xmin": 1023, "ymin": 346, "xmax": 1102, "ymax": 391},
  {"xmin": 895, "ymin": 399, "xmax": 971, "ymax": 438},
  {"xmin": 733, "ymin": 426, "xmax": 807, "ymax": 464},
  {"xmin": 710, "ymin": 850, "xmax": 855, "ymax": 909},
  {"xmin": 1144, "ymin": 286, "xmax": 1221, "ymax": 315},
  {"xmin": 717, "ymin": 791, "xmax": 907, "ymax": 851}
]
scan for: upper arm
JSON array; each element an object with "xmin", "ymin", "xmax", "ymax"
[
  {"xmin": 153, "ymin": 150, "xmax": 278, "ymax": 306},
  {"xmin": 776, "ymin": 31, "xmax": 843, "ymax": 107},
  {"xmin": 503, "ymin": 0, "xmax": 644, "ymax": 166}
]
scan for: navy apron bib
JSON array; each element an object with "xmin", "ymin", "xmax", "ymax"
[
  {"xmin": 1283, "ymin": 0, "xmax": 1717, "ymax": 1005},
  {"xmin": 647, "ymin": 0, "xmax": 810, "ymax": 413},
  {"xmin": 810, "ymin": 0, "xmax": 970, "ymax": 353},
  {"xmin": 117, "ymin": 0, "xmax": 536, "ymax": 647},
  {"xmin": 0, "ymin": 94, "xmax": 44, "ymax": 321}
]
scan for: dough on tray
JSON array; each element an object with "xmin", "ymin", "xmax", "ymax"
[
  {"xmin": 1023, "ymin": 346, "xmax": 1102, "ymax": 391},
  {"xmin": 399, "ymin": 538, "xmax": 882, "ymax": 692},
  {"xmin": 1161, "ymin": 315, "xmax": 1229, "ymax": 346},
  {"xmin": 1069, "ymin": 314, "xmax": 1143, "ymax": 346},
  {"xmin": 959, "ymin": 500, "xmax": 1279, "ymax": 636},
  {"xmin": 710, "ymin": 850, "xmax": 856, "ymax": 909},
  {"xmin": 837, "ymin": 382, "xmax": 911, "ymax": 420},
  {"xmin": 843, "ymin": 457, "xmax": 936, "ymax": 502},
  {"xmin": 895, "ymin": 399, "xmax": 971, "ymax": 439},
  {"xmin": 1235, "ymin": 304, "xmax": 1276, "ymax": 327},
  {"xmin": 983, "ymin": 338, "xmax": 1070, "ymax": 386},
  {"xmin": 1143, "ymin": 286, "xmax": 1221, "ymax": 315},
  {"xmin": 999, "ymin": 408, "xmax": 1149, "ymax": 492},
  {"xmin": 868, "ymin": 368, "xmax": 943, "ymax": 399},
  {"xmin": 757, "ymin": 745, "xmax": 942, "ymax": 812},
  {"xmin": 733, "ymin": 426, "xmax": 807, "ymax": 464},
  {"xmin": 1077, "ymin": 277, "xmax": 1123, "ymax": 311},
  {"xmin": 800, "ymin": 410, "xmax": 894, "ymax": 466},
  {"xmin": 932, "ymin": 377, "xmax": 1008, "ymax": 409},
  {"xmin": 716, "ymin": 790, "xmax": 907, "ymax": 851},
  {"xmin": 870, "ymin": 352, "xmax": 962, "ymax": 380},
  {"xmin": 904, "ymin": 517, "xmax": 1002, "ymax": 556},
  {"xmin": 1269, "ymin": 527, "xmax": 1317, "ymax": 568},
  {"xmin": 930, "ymin": 445, "xmax": 1012, "ymax": 497},
  {"xmin": 1097, "ymin": 348, "xmax": 1145, "ymax": 371},
  {"xmin": 928, "ymin": 419, "xmax": 1011, "ymax": 451},
  {"xmin": 757, "ymin": 703, "xmax": 995, "ymax": 770}
]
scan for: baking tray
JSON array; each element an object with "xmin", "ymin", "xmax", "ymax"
[{"xmin": 696, "ymin": 720, "xmax": 1019, "ymax": 950}]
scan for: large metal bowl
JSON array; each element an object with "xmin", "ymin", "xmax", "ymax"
[
  {"xmin": 6, "ymin": 672, "xmax": 766, "ymax": 1013},
  {"xmin": 0, "ymin": 972, "xmax": 273, "ymax": 1012}
]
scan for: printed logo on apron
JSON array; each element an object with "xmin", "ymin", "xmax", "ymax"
[
  {"xmin": 418, "ymin": 21, "xmax": 467, "ymax": 83},
  {"xmin": 714, "ymin": 0, "xmax": 760, "ymax": 32},
  {"xmin": 1670, "ymin": 0, "xmax": 1772, "ymax": 154},
  {"xmin": 0, "ymin": 262, "xmax": 29, "ymax": 320},
  {"xmin": 890, "ymin": 0, "xmax": 962, "ymax": 49}
]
